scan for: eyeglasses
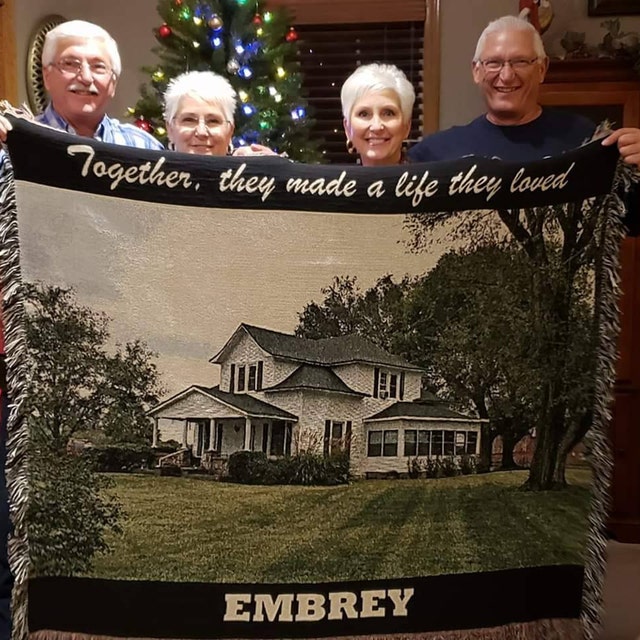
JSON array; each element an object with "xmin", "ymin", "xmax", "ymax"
[
  {"xmin": 477, "ymin": 57, "xmax": 539, "ymax": 72},
  {"xmin": 51, "ymin": 57, "xmax": 113, "ymax": 77},
  {"xmin": 174, "ymin": 115, "xmax": 231, "ymax": 132}
]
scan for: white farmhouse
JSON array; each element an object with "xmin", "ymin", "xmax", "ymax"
[{"xmin": 149, "ymin": 324, "xmax": 484, "ymax": 478}]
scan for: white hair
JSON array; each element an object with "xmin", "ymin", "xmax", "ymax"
[
  {"xmin": 473, "ymin": 15, "xmax": 546, "ymax": 62},
  {"xmin": 340, "ymin": 63, "xmax": 415, "ymax": 125},
  {"xmin": 163, "ymin": 71, "xmax": 237, "ymax": 124},
  {"xmin": 41, "ymin": 20, "xmax": 122, "ymax": 78}
]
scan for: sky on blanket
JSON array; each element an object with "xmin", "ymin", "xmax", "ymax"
[{"xmin": 18, "ymin": 184, "xmax": 448, "ymax": 394}]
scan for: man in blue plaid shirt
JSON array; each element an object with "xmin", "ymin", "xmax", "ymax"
[
  {"xmin": 0, "ymin": 20, "xmax": 162, "ymax": 150},
  {"xmin": 0, "ymin": 20, "xmax": 163, "ymax": 639}
]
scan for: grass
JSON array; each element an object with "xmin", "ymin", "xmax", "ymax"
[{"xmin": 90, "ymin": 469, "xmax": 592, "ymax": 583}]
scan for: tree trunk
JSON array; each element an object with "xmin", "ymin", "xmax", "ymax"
[
  {"xmin": 524, "ymin": 392, "xmax": 568, "ymax": 490},
  {"xmin": 500, "ymin": 429, "xmax": 521, "ymax": 470},
  {"xmin": 478, "ymin": 423, "xmax": 495, "ymax": 472}
]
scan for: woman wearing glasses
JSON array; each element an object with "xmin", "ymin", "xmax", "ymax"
[
  {"xmin": 341, "ymin": 63, "xmax": 415, "ymax": 167},
  {"xmin": 164, "ymin": 71, "xmax": 238, "ymax": 156},
  {"xmin": 163, "ymin": 71, "xmax": 276, "ymax": 157}
]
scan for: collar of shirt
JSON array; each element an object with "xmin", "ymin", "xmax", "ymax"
[{"xmin": 38, "ymin": 103, "xmax": 109, "ymax": 141}]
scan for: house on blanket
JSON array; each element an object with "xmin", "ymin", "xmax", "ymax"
[{"xmin": 149, "ymin": 323, "xmax": 484, "ymax": 478}]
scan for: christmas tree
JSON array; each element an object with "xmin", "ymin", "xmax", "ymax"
[{"xmin": 129, "ymin": 0, "xmax": 321, "ymax": 162}]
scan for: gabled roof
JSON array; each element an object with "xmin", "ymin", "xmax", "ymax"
[
  {"xmin": 365, "ymin": 400, "xmax": 486, "ymax": 423},
  {"xmin": 266, "ymin": 364, "xmax": 366, "ymax": 396},
  {"xmin": 149, "ymin": 385, "xmax": 297, "ymax": 420},
  {"xmin": 210, "ymin": 323, "xmax": 421, "ymax": 370}
]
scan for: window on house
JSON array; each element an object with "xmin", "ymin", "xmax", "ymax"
[
  {"xmin": 444, "ymin": 431, "xmax": 455, "ymax": 456},
  {"xmin": 248, "ymin": 365, "xmax": 257, "ymax": 391},
  {"xmin": 270, "ymin": 421, "xmax": 293, "ymax": 456},
  {"xmin": 237, "ymin": 365, "xmax": 246, "ymax": 392},
  {"xmin": 389, "ymin": 374, "xmax": 398, "ymax": 399},
  {"xmin": 455, "ymin": 431, "xmax": 466, "ymax": 455},
  {"xmin": 379, "ymin": 372, "xmax": 387, "ymax": 395},
  {"xmin": 367, "ymin": 429, "xmax": 398, "ymax": 457},
  {"xmin": 374, "ymin": 367, "xmax": 405, "ymax": 399},
  {"xmin": 466, "ymin": 431, "xmax": 478, "ymax": 455},
  {"xmin": 214, "ymin": 423, "xmax": 223, "ymax": 452},
  {"xmin": 431, "ymin": 430, "xmax": 443, "ymax": 456},
  {"xmin": 404, "ymin": 429, "xmax": 430, "ymax": 457},
  {"xmin": 324, "ymin": 420, "xmax": 352, "ymax": 456}
]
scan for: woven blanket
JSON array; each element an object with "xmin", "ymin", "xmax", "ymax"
[{"xmin": 0, "ymin": 116, "xmax": 630, "ymax": 640}]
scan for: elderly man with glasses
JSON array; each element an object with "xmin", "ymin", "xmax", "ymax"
[
  {"xmin": 0, "ymin": 20, "xmax": 163, "ymax": 149},
  {"xmin": 408, "ymin": 15, "xmax": 640, "ymax": 169},
  {"xmin": 0, "ymin": 20, "xmax": 164, "ymax": 640}
]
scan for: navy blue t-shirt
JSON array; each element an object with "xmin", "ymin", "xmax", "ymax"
[{"xmin": 408, "ymin": 109, "xmax": 596, "ymax": 163}]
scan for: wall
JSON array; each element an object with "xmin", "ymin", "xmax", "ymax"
[{"xmin": 11, "ymin": 1, "xmax": 640, "ymax": 133}]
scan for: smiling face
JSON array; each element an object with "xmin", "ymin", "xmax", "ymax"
[
  {"xmin": 167, "ymin": 94, "xmax": 235, "ymax": 156},
  {"xmin": 343, "ymin": 89, "xmax": 411, "ymax": 167},
  {"xmin": 42, "ymin": 37, "xmax": 117, "ymax": 136},
  {"xmin": 472, "ymin": 28, "xmax": 548, "ymax": 126}
]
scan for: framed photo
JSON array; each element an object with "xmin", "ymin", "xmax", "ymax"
[{"xmin": 588, "ymin": 0, "xmax": 640, "ymax": 15}]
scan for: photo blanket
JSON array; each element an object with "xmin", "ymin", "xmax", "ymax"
[{"xmin": 0, "ymin": 117, "xmax": 631, "ymax": 640}]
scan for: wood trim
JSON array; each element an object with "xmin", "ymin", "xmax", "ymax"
[
  {"xmin": 422, "ymin": 0, "xmax": 440, "ymax": 134},
  {"xmin": 539, "ymin": 84, "xmax": 640, "ymax": 127},
  {"xmin": 0, "ymin": 0, "xmax": 17, "ymax": 103},
  {"xmin": 267, "ymin": 0, "xmax": 427, "ymax": 23}
]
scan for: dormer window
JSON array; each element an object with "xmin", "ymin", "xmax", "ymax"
[
  {"xmin": 237, "ymin": 365, "xmax": 246, "ymax": 392},
  {"xmin": 248, "ymin": 365, "xmax": 257, "ymax": 391},
  {"xmin": 230, "ymin": 361, "xmax": 264, "ymax": 393},
  {"xmin": 373, "ymin": 367, "xmax": 404, "ymax": 400}
]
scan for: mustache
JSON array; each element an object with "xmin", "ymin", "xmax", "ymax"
[{"xmin": 67, "ymin": 84, "xmax": 99, "ymax": 95}]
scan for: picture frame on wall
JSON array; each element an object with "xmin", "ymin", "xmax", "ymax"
[{"xmin": 588, "ymin": 0, "xmax": 640, "ymax": 15}]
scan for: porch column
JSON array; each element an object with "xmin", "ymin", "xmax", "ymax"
[
  {"xmin": 208, "ymin": 420, "xmax": 214, "ymax": 451},
  {"xmin": 244, "ymin": 416, "xmax": 251, "ymax": 450},
  {"xmin": 152, "ymin": 418, "xmax": 159, "ymax": 448},
  {"xmin": 182, "ymin": 420, "xmax": 188, "ymax": 447}
]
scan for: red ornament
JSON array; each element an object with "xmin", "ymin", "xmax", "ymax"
[
  {"xmin": 158, "ymin": 24, "xmax": 172, "ymax": 38},
  {"xmin": 134, "ymin": 117, "xmax": 154, "ymax": 134},
  {"xmin": 285, "ymin": 27, "xmax": 298, "ymax": 42},
  {"xmin": 252, "ymin": 13, "xmax": 262, "ymax": 25},
  {"xmin": 174, "ymin": 0, "xmax": 183, "ymax": 4}
]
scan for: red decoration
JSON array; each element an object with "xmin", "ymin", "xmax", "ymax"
[
  {"xmin": 158, "ymin": 24, "xmax": 172, "ymax": 38},
  {"xmin": 174, "ymin": 0, "xmax": 183, "ymax": 4},
  {"xmin": 252, "ymin": 13, "xmax": 262, "ymax": 25},
  {"xmin": 134, "ymin": 117, "xmax": 154, "ymax": 134},
  {"xmin": 285, "ymin": 27, "xmax": 298, "ymax": 42}
]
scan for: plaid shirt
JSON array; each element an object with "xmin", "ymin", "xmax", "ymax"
[{"xmin": 36, "ymin": 103, "xmax": 164, "ymax": 149}]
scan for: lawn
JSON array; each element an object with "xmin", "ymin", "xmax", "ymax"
[{"xmin": 90, "ymin": 469, "xmax": 592, "ymax": 583}]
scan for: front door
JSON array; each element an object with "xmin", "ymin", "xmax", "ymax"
[{"xmin": 195, "ymin": 419, "xmax": 211, "ymax": 458}]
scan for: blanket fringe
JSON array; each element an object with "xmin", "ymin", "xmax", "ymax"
[{"xmin": 29, "ymin": 618, "xmax": 583, "ymax": 640}]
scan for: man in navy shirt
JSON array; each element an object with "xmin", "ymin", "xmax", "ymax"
[{"xmin": 409, "ymin": 15, "xmax": 640, "ymax": 167}]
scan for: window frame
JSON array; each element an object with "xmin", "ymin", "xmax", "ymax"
[{"xmin": 367, "ymin": 428, "xmax": 399, "ymax": 457}]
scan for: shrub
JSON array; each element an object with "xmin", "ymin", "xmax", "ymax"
[
  {"xmin": 424, "ymin": 457, "xmax": 441, "ymax": 479},
  {"xmin": 459, "ymin": 455, "xmax": 477, "ymax": 476},
  {"xmin": 28, "ymin": 449, "xmax": 122, "ymax": 576},
  {"xmin": 407, "ymin": 457, "xmax": 422, "ymax": 479},
  {"xmin": 227, "ymin": 451, "xmax": 269, "ymax": 484},
  {"xmin": 85, "ymin": 442, "xmax": 155, "ymax": 472},
  {"xmin": 440, "ymin": 456, "xmax": 459, "ymax": 478},
  {"xmin": 227, "ymin": 451, "xmax": 349, "ymax": 486}
]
